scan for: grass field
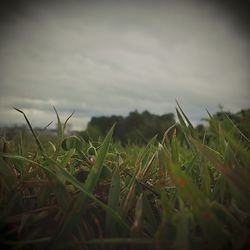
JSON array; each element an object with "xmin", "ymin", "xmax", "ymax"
[{"xmin": 0, "ymin": 106, "xmax": 250, "ymax": 250}]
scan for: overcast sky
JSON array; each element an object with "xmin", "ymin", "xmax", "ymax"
[{"xmin": 0, "ymin": 0, "xmax": 249, "ymax": 130}]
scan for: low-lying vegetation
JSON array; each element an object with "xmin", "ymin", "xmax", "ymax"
[{"xmin": 0, "ymin": 105, "xmax": 250, "ymax": 250}]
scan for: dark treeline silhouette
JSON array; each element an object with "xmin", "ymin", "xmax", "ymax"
[
  {"xmin": 79, "ymin": 109, "xmax": 250, "ymax": 145},
  {"xmin": 79, "ymin": 110, "xmax": 175, "ymax": 144},
  {"xmin": 1, "ymin": 108, "xmax": 249, "ymax": 146}
]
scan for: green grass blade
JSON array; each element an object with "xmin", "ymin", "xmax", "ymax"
[
  {"xmin": 176, "ymin": 100, "xmax": 194, "ymax": 130},
  {"xmin": 13, "ymin": 107, "xmax": 46, "ymax": 156},
  {"xmin": 175, "ymin": 208, "xmax": 190, "ymax": 250},
  {"xmin": 51, "ymin": 124, "xmax": 116, "ymax": 245},
  {"xmin": 84, "ymin": 124, "xmax": 115, "ymax": 192},
  {"xmin": 191, "ymin": 138, "xmax": 250, "ymax": 211},
  {"xmin": 1, "ymin": 150, "xmax": 130, "ymax": 238},
  {"xmin": 142, "ymin": 192, "xmax": 159, "ymax": 236},
  {"xmin": 131, "ymin": 193, "xmax": 144, "ymax": 237},
  {"xmin": 157, "ymin": 144, "xmax": 228, "ymax": 249},
  {"xmin": 137, "ymin": 135, "xmax": 157, "ymax": 172},
  {"xmin": 176, "ymin": 108, "xmax": 197, "ymax": 155},
  {"xmin": 53, "ymin": 106, "xmax": 63, "ymax": 141},
  {"xmin": 105, "ymin": 167, "xmax": 121, "ymax": 237}
]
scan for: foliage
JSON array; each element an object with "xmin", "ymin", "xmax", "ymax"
[
  {"xmin": 0, "ymin": 106, "xmax": 250, "ymax": 250},
  {"xmin": 80, "ymin": 110, "xmax": 176, "ymax": 144}
]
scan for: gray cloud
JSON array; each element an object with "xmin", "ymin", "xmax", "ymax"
[{"xmin": 0, "ymin": 0, "xmax": 249, "ymax": 130}]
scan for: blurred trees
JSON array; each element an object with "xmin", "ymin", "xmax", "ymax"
[
  {"xmin": 80, "ymin": 110, "xmax": 175, "ymax": 144},
  {"xmin": 79, "ymin": 108, "xmax": 250, "ymax": 145},
  {"xmin": 1, "ymin": 108, "xmax": 249, "ymax": 147}
]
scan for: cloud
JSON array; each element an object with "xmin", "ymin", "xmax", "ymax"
[{"xmin": 0, "ymin": 0, "xmax": 249, "ymax": 130}]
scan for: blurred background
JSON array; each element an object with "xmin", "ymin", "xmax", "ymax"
[{"xmin": 0, "ymin": 0, "xmax": 249, "ymax": 131}]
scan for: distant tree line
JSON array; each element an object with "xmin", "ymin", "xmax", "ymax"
[
  {"xmin": 79, "ymin": 110, "xmax": 175, "ymax": 144},
  {"xmin": 79, "ymin": 109, "xmax": 250, "ymax": 145},
  {"xmin": 1, "ymin": 108, "xmax": 249, "ymax": 146}
]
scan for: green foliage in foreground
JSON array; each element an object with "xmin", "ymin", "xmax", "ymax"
[{"xmin": 0, "ymin": 106, "xmax": 250, "ymax": 250}]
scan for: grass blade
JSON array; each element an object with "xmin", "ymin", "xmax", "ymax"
[
  {"xmin": 13, "ymin": 107, "xmax": 45, "ymax": 156},
  {"xmin": 51, "ymin": 124, "xmax": 116, "ymax": 246},
  {"xmin": 105, "ymin": 167, "xmax": 121, "ymax": 237}
]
